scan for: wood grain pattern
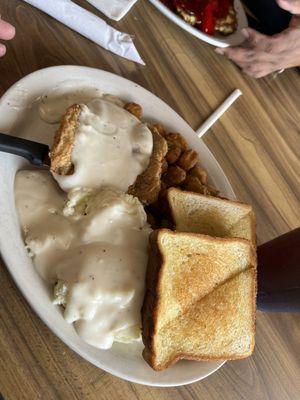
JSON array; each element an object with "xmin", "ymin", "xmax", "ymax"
[{"xmin": 0, "ymin": 0, "xmax": 300, "ymax": 399}]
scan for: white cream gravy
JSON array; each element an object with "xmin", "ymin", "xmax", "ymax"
[
  {"xmin": 53, "ymin": 98, "xmax": 153, "ymax": 192},
  {"xmin": 15, "ymin": 170, "xmax": 151, "ymax": 349},
  {"xmin": 15, "ymin": 87, "xmax": 154, "ymax": 350}
]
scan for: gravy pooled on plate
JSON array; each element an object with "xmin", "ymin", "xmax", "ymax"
[{"xmin": 15, "ymin": 170, "xmax": 151, "ymax": 349}]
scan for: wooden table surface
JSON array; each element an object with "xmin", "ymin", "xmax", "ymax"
[{"xmin": 0, "ymin": 1, "xmax": 299, "ymax": 399}]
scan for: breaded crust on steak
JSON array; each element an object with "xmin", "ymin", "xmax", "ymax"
[
  {"xmin": 49, "ymin": 104, "xmax": 82, "ymax": 176},
  {"xmin": 128, "ymin": 128, "xmax": 168, "ymax": 205}
]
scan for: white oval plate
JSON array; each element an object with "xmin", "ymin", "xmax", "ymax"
[
  {"xmin": 0, "ymin": 66, "xmax": 235, "ymax": 387},
  {"xmin": 148, "ymin": 0, "xmax": 248, "ymax": 47}
]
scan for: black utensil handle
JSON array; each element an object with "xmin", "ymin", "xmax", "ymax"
[{"xmin": 0, "ymin": 132, "xmax": 50, "ymax": 167}]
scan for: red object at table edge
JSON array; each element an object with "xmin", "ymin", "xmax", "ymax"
[{"xmin": 160, "ymin": 0, "xmax": 232, "ymax": 35}]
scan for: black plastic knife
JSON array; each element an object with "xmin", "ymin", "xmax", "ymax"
[{"xmin": 0, "ymin": 132, "xmax": 50, "ymax": 167}]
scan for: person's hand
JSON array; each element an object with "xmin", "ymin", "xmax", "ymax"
[
  {"xmin": 215, "ymin": 24, "xmax": 300, "ymax": 78},
  {"xmin": 215, "ymin": 0, "xmax": 300, "ymax": 78},
  {"xmin": 276, "ymin": 0, "xmax": 300, "ymax": 14},
  {"xmin": 0, "ymin": 19, "xmax": 15, "ymax": 57}
]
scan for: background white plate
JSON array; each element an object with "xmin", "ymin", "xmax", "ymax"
[
  {"xmin": 0, "ymin": 66, "xmax": 235, "ymax": 387},
  {"xmin": 148, "ymin": 0, "xmax": 248, "ymax": 47}
]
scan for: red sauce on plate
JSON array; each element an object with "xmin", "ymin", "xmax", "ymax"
[{"xmin": 160, "ymin": 0, "xmax": 232, "ymax": 35}]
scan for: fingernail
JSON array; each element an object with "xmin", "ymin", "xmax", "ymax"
[
  {"xmin": 9, "ymin": 25, "xmax": 16, "ymax": 39},
  {"xmin": 215, "ymin": 48, "xmax": 225, "ymax": 55},
  {"xmin": 241, "ymin": 28, "xmax": 249, "ymax": 38},
  {"xmin": 0, "ymin": 44, "xmax": 6, "ymax": 57}
]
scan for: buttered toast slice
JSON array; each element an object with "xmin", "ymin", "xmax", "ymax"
[
  {"xmin": 142, "ymin": 229, "xmax": 256, "ymax": 371},
  {"xmin": 168, "ymin": 188, "xmax": 256, "ymax": 244}
]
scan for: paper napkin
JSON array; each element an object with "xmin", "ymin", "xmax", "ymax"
[
  {"xmin": 23, "ymin": 0, "xmax": 144, "ymax": 64},
  {"xmin": 85, "ymin": 0, "xmax": 138, "ymax": 21}
]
